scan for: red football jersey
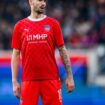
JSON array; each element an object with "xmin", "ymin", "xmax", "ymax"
[{"xmin": 12, "ymin": 15, "xmax": 64, "ymax": 81}]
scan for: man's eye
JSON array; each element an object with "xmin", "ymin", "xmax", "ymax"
[
  {"xmin": 39, "ymin": 0, "xmax": 42, "ymax": 1},
  {"xmin": 38, "ymin": 0, "xmax": 46, "ymax": 2}
]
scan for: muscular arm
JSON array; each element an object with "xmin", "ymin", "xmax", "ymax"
[
  {"xmin": 11, "ymin": 49, "xmax": 21, "ymax": 98},
  {"xmin": 11, "ymin": 49, "xmax": 20, "ymax": 82},
  {"xmin": 58, "ymin": 45, "xmax": 72, "ymax": 77},
  {"xmin": 58, "ymin": 45, "xmax": 74, "ymax": 92}
]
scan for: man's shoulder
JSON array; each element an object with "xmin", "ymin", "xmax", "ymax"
[
  {"xmin": 46, "ymin": 16, "xmax": 59, "ymax": 24},
  {"xmin": 13, "ymin": 18, "xmax": 28, "ymax": 32},
  {"xmin": 15, "ymin": 18, "xmax": 28, "ymax": 26}
]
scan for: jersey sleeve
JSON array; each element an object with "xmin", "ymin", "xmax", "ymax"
[
  {"xmin": 11, "ymin": 21, "xmax": 21, "ymax": 50},
  {"xmin": 53, "ymin": 20, "xmax": 64, "ymax": 47}
]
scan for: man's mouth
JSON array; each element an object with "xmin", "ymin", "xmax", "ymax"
[{"xmin": 40, "ymin": 6, "xmax": 45, "ymax": 10}]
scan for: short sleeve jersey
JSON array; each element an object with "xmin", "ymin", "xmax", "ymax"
[{"xmin": 11, "ymin": 15, "xmax": 64, "ymax": 81}]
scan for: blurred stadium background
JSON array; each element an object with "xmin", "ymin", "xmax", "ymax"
[{"xmin": 0, "ymin": 0, "xmax": 105, "ymax": 105}]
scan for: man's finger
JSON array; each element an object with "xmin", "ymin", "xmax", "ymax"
[
  {"xmin": 68, "ymin": 90, "xmax": 73, "ymax": 93},
  {"xmin": 14, "ymin": 91, "xmax": 20, "ymax": 99},
  {"xmin": 67, "ymin": 88, "xmax": 74, "ymax": 93},
  {"xmin": 66, "ymin": 84, "xmax": 74, "ymax": 92},
  {"xmin": 16, "ymin": 95, "xmax": 20, "ymax": 99}
]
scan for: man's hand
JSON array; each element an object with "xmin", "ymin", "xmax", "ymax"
[
  {"xmin": 12, "ymin": 80, "xmax": 21, "ymax": 99},
  {"xmin": 65, "ymin": 76, "xmax": 75, "ymax": 93}
]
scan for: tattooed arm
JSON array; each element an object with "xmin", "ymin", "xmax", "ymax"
[{"xmin": 58, "ymin": 45, "xmax": 75, "ymax": 92}]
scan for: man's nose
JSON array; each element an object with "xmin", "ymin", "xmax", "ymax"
[{"xmin": 42, "ymin": 1, "xmax": 46, "ymax": 6}]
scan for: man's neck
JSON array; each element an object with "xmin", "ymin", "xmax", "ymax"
[{"xmin": 29, "ymin": 12, "xmax": 45, "ymax": 19}]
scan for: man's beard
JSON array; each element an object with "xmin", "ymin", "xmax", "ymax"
[
  {"xmin": 37, "ymin": 10, "xmax": 44, "ymax": 14},
  {"xmin": 34, "ymin": 8, "xmax": 45, "ymax": 14}
]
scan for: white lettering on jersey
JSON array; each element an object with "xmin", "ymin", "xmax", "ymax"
[
  {"xmin": 58, "ymin": 89, "xmax": 62, "ymax": 103},
  {"xmin": 26, "ymin": 34, "xmax": 48, "ymax": 41}
]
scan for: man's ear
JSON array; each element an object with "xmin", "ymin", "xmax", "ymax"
[{"xmin": 29, "ymin": 0, "xmax": 33, "ymax": 6}]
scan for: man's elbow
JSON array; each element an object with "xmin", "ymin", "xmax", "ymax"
[{"xmin": 12, "ymin": 49, "xmax": 20, "ymax": 60}]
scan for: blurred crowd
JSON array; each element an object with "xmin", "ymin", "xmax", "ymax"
[{"xmin": 0, "ymin": 0, "xmax": 105, "ymax": 50}]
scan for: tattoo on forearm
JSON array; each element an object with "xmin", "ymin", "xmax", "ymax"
[{"xmin": 59, "ymin": 45, "xmax": 72, "ymax": 76}]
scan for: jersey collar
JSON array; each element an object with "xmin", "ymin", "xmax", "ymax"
[{"xmin": 28, "ymin": 15, "xmax": 47, "ymax": 22}]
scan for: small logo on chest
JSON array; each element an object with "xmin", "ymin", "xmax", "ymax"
[
  {"xmin": 44, "ymin": 25, "xmax": 51, "ymax": 32},
  {"xmin": 24, "ymin": 29, "xmax": 29, "ymax": 32}
]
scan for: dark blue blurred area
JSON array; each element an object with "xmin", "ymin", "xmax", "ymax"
[
  {"xmin": 0, "ymin": 63, "xmax": 105, "ymax": 105},
  {"xmin": 1, "ymin": 0, "xmax": 105, "ymax": 50}
]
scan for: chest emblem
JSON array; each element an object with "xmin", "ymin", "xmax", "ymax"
[{"xmin": 44, "ymin": 25, "xmax": 51, "ymax": 32}]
